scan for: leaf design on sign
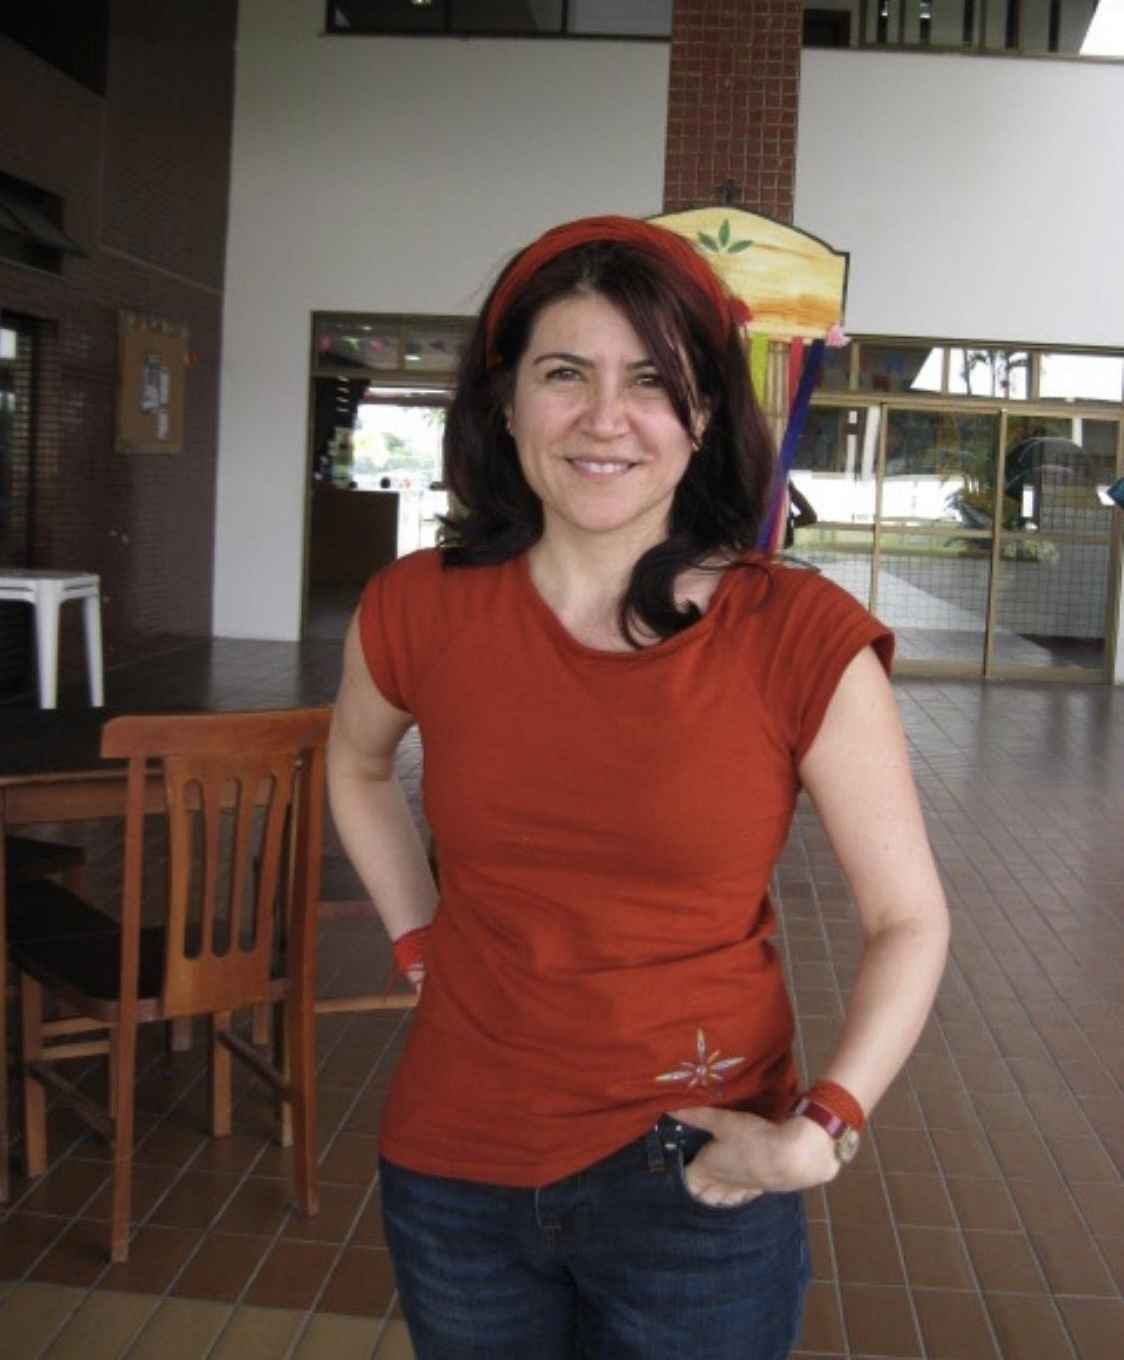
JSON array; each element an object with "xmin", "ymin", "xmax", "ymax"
[
  {"xmin": 718, "ymin": 218, "xmax": 731, "ymax": 247},
  {"xmin": 697, "ymin": 231, "xmax": 720, "ymax": 252},
  {"xmin": 728, "ymin": 238, "xmax": 754, "ymax": 253}
]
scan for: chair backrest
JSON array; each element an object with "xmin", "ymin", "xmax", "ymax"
[{"xmin": 101, "ymin": 709, "xmax": 331, "ymax": 1019}]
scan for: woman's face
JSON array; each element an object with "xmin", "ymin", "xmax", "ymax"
[{"xmin": 506, "ymin": 291, "xmax": 700, "ymax": 551}]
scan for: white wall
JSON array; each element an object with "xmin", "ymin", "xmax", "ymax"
[
  {"xmin": 795, "ymin": 49, "xmax": 1124, "ymax": 348},
  {"xmin": 214, "ymin": 0, "xmax": 668, "ymax": 639}
]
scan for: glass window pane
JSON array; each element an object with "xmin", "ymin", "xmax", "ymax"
[
  {"xmin": 858, "ymin": 344, "xmax": 943, "ymax": 394},
  {"xmin": 885, "ymin": 409, "xmax": 999, "ymax": 526},
  {"xmin": 794, "ymin": 405, "xmax": 880, "ymax": 523},
  {"xmin": 329, "ymin": 0, "xmax": 448, "ymax": 33},
  {"xmin": 451, "ymin": 0, "xmax": 563, "ymax": 33},
  {"xmin": 992, "ymin": 538, "xmax": 1107, "ymax": 670},
  {"xmin": 354, "ymin": 402, "xmax": 448, "ymax": 553},
  {"xmin": 569, "ymin": 0, "xmax": 672, "ymax": 35},
  {"xmin": 315, "ymin": 319, "xmax": 400, "ymax": 370},
  {"xmin": 1039, "ymin": 352, "xmax": 1124, "ymax": 403},
  {"xmin": 1002, "ymin": 416, "xmax": 1117, "ymax": 534},
  {"xmin": 401, "ymin": 323, "xmax": 468, "ymax": 374},
  {"xmin": 864, "ymin": 0, "xmax": 901, "ymax": 43},
  {"xmin": 819, "ymin": 345, "xmax": 851, "ymax": 391},
  {"xmin": 948, "ymin": 347, "xmax": 1029, "ymax": 398}
]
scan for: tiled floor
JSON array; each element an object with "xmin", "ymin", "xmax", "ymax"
[{"xmin": 2, "ymin": 642, "xmax": 1123, "ymax": 1358}]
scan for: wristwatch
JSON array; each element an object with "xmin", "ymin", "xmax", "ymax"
[{"xmin": 791, "ymin": 1095, "xmax": 862, "ymax": 1164}]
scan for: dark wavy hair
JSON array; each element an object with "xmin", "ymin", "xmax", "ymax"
[{"xmin": 439, "ymin": 236, "xmax": 775, "ymax": 646}]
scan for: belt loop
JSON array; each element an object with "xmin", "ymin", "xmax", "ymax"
[
  {"xmin": 646, "ymin": 1122, "xmax": 667, "ymax": 1172},
  {"xmin": 647, "ymin": 1116, "xmax": 684, "ymax": 1172}
]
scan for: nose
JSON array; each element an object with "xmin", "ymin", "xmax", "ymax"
[{"xmin": 582, "ymin": 379, "xmax": 630, "ymax": 439}]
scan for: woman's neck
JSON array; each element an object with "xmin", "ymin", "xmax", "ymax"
[{"xmin": 526, "ymin": 528, "xmax": 653, "ymax": 650}]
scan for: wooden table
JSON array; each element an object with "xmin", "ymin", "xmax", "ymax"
[{"xmin": 0, "ymin": 707, "xmax": 169, "ymax": 1201}]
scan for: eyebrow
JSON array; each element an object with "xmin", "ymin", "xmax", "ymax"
[{"xmin": 531, "ymin": 351, "xmax": 657, "ymax": 370}]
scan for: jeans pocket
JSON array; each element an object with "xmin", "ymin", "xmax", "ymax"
[{"xmin": 671, "ymin": 1143, "xmax": 763, "ymax": 1216}]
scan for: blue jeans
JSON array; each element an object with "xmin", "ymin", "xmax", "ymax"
[{"xmin": 380, "ymin": 1116, "xmax": 809, "ymax": 1359}]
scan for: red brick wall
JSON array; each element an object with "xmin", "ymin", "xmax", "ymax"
[
  {"xmin": 664, "ymin": 0, "xmax": 803, "ymax": 222},
  {"xmin": 0, "ymin": 1, "xmax": 235, "ymax": 698}
]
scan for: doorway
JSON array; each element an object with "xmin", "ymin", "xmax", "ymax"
[{"xmin": 791, "ymin": 400, "xmax": 1120, "ymax": 679}]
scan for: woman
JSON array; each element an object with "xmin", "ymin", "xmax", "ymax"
[{"xmin": 328, "ymin": 216, "xmax": 949, "ymax": 1360}]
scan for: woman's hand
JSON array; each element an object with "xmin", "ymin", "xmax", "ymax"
[{"xmin": 669, "ymin": 1106, "xmax": 840, "ymax": 1207}]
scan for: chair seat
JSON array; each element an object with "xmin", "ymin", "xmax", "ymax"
[
  {"xmin": 5, "ymin": 835, "xmax": 85, "ymax": 885},
  {"xmin": 10, "ymin": 879, "xmax": 283, "ymax": 1011}
]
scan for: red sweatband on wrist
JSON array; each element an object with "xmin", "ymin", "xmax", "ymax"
[
  {"xmin": 392, "ymin": 926, "xmax": 430, "ymax": 978},
  {"xmin": 802, "ymin": 1080, "xmax": 866, "ymax": 1132}
]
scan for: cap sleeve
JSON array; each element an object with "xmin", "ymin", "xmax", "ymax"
[
  {"xmin": 755, "ymin": 568, "xmax": 894, "ymax": 764},
  {"xmin": 357, "ymin": 550, "xmax": 444, "ymax": 714}
]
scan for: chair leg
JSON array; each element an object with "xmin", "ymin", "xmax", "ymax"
[
  {"xmin": 19, "ymin": 975, "xmax": 47, "ymax": 1178},
  {"xmin": 273, "ymin": 1001, "xmax": 292, "ymax": 1149},
  {"xmin": 251, "ymin": 1002, "xmax": 271, "ymax": 1047},
  {"xmin": 167, "ymin": 1017, "xmax": 193, "ymax": 1052},
  {"xmin": 209, "ymin": 1012, "xmax": 233, "ymax": 1138},
  {"xmin": 109, "ymin": 1017, "xmax": 138, "ymax": 1264},
  {"xmin": 286, "ymin": 994, "xmax": 319, "ymax": 1217}
]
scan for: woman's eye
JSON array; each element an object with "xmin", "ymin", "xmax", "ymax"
[
  {"xmin": 634, "ymin": 371, "xmax": 665, "ymax": 389},
  {"xmin": 545, "ymin": 366, "xmax": 582, "ymax": 382}
]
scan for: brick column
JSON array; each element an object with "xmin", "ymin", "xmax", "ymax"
[{"xmin": 664, "ymin": 0, "xmax": 803, "ymax": 222}]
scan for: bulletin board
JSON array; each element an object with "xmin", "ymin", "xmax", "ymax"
[{"xmin": 116, "ymin": 311, "xmax": 188, "ymax": 453}]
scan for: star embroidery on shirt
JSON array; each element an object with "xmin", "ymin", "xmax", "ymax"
[{"xmin": 654, "ymin": 1027, "xmax": 746, "ymax": 1089}]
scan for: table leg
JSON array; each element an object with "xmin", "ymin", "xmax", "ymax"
[
  {"xmin": 82, "ymin": 592, "xmax": 105, "ymax": 707},
  {"xmin": 33, "ymin": 583, "xmax": 62, "ymax": 710},
  {"xmin": 1, "ymin": 794, "xmax": 10, "ymax": 1202}
]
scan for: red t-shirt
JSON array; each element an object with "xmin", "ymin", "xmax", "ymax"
[{"xmin": 359, "ymin": 549, "xmax": 892, "ymax": 1186}]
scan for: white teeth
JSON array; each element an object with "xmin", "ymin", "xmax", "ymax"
[{"xmin": 570, "ymin": 459, "xmax": 631, "ymax": 475}]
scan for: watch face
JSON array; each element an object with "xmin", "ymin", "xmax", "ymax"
[{"xmin": 836, "ymin": 1128, "xmax": 861, "ymax": 1164}]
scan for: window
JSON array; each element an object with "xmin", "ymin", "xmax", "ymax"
[
  {"xmin": 810, "ymin": 0, "xmax": 1119, "ymax": 58},
  {"xmin": 1, "ymin": 1, "xmax": 109, "ymax": 95},
  {"xmin": 326, "ymin": 0, "xmax": 672, "ymax": 39},
  {"xmin": 0, "ymin": 173, "xmax": 85, "ymax": 275}
]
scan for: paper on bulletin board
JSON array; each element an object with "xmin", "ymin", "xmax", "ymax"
[{"xmin": 116, "ymin": 311, "xmax": 188, "ymax": 453}]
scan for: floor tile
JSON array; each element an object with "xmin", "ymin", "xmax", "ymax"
[
  {"xmin": 839, "ymin": 1283, "xmax": 922, "ymax": 1356},
  {"xmin": 208, "ymin": 1304, "xmax": 305, "ymax": 1359},
  {"xmin": 317, "ymin": 1245, "xmax": 397, "ymax": 1317},
  {"xmin": 172, "ymin": 1232, "xmax": 271, "ymax": 1302},
  {"xmin": 243, "ymin": 1238, "xmax": 338, "ymax": 1310},
  {"xmin": 796, "ymin": 1280, "xmax": 846, "ymax": 1352},
  {"xmin": 282, "ymin": 1182, "xmax": 367, "ymax": 1244},
  {"xmin": 947, "ymin": 1178, "xmax": 1022, "ymax": 1232},
  {"xmin": 375, "ymin": 1318, "xmax": 416, "ymax": 1359},
  {"xmin": 832, "ymin": 1221, "xmax": 905, "ymax": 1286},
  {"xmin": 97, "ymin": 1224, "xmax": 203, "ymax": 1296},
  {"xmin": 1068, "ymin": 1180, "xmax": 1124, "ymax": 1239},
  {"xmin": 294, "ymin": 1311, "xmax": 383, "ymax": 1359},
  {"xmin": 42, "ymin": 1288, "xmax": 160, "ymax": 1359},
  {"xmin": 964, "ymin": 1230, "xmax": 1048, "ymax": 1293},
  {"xmin": 884, "ymin": 1174, "xmax": 957, "ymax": 1227},
  {"xmin": 897, "ymin": 1225, "xmax": 975, "ymax": 1289},
  {"xmin": 985, "ymin": 1292, "xmax": 1079, "ymax": 1360},
  {"xmin": 1056, "ymin": 1297, "xmax": 1124, "ymax": 1360},
  {"xmin": 0, "ymin": 1282, "xmax": 86, "ymax": 1356},
  {"xmin": 913, "ymin": 1289, "xmax": 1000, "ymax": 1360},
  {"xmin": 1029, "ymin": 1231, "xmax": 1117, "ymax": 1297},
  {"xmin": 0, "ymin": 1212, "xmax": 68, "ymax": 1281},
  {"xmin": 126, "ymin": 1297, "xmax": 233, "ymax": 1359}
]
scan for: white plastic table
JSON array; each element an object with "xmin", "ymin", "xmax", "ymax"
[{"xmin": 0, "ymin": 569, "xmax": 104, "ymax": 708}]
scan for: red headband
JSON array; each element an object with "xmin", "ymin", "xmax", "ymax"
[{"xmin": 483, "ymin": 215, "xmax": 748, "ymax": 366}]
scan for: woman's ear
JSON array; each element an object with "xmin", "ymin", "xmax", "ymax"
[{"xmin": 690, "ymin": 403, "xmax": 711, "ymax": 450}]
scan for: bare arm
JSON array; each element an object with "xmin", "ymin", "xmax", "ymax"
[
  {"xmin": 327, "ymin": 613, "xmax": 438, "ymax": 952},
  {"xmin": 673, "ymin": 646, "xmax": 949, "ymax": 1204},
  {"xmin": 796, "ymin": 645, "xmax": 949, "ymax": 1114}
]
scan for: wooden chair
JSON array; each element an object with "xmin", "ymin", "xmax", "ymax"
[{"xmin": 8, "ymin": 708, "xmax": 330, "ymax": 1262}]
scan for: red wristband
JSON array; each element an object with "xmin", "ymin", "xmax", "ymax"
[
  {"xmin": 799, "ymin": 1080, "xmax": 866, "ymax": 1132},
  {"xmin": 392, "ymin": 926, "xmax": 430, "ymax": 978}
]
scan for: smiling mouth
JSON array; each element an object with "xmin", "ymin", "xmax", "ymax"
[{"xmin": 567, "ymin": 458, "xmax": 636, "ymax": 476}]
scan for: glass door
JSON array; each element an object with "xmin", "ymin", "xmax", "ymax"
[
  {"xmin": 878, "ymin": 407, "xmax": 1000, "ymax": 673},
  {"xmin": 989, "ymin": 415, "xmax": 1118, "ymax": 676}
]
